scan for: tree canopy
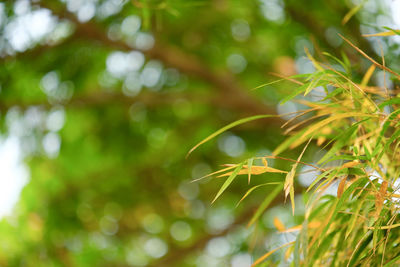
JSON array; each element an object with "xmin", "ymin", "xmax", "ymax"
[{"xmin": 0, "ymin": 0, "xmax": 399, "ymax": 266}]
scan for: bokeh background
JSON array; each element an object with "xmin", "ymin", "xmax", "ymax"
[{"xmin": 0, "ymin": 0, "xmax": 399, "ymax": 266}]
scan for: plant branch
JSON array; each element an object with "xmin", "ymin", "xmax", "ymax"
[{"xmin": 31, "ymin": 1, "xmax": 284, "ymax": 126}]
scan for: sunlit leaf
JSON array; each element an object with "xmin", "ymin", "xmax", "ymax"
[
  {"xmin": 187, "ymin": 115, "xmax": 277, "ymax": 157},
  {"xmin": 273, "ymin": 217, "xmax": 285, "ymax": 232},
  {"xmin": 211, "ymin": 162, "xmax": 245, "ymax": 203},
  {"xmin": 251, "ymin": 241, "xmax": 295, "ymax": 266},
  {"xmin": 342, "ymin": 1, "xmax": 365, "ymax": 25},
  {"xmin": 236, "ymin": 182, "xmax": 281, "ymax": 207},
  {"xmin": 247, "ymin": 184, "xmax": 283, "ymax": 227},
  {"xmin": 248, "ymin": 158, "xmax": 253, "ymax": 184}
]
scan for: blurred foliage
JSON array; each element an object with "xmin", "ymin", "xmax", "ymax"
[{"xmin": 0, "ymin": 0, "xmax": 399, "ymax": 266}]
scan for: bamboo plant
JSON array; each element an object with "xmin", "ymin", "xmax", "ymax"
[{"xmin": 189, "ymin": 31, "xmax": 400, "ymax": 266}]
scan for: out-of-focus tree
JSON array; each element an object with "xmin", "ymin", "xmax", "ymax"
[{"xmin": 0, "ymin": 0, "xmax": 399, "ymax": 266}]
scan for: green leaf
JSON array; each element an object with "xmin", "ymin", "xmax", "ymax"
[
  {"xmin": 347, "ymin": 232, "xmax": 373, "ymax": 267},
  {"xmin": 247, "ymin": 183, "xmax": 283, "ymax": 227},
  {"xmin": 307, "ymin": 169, "xmax": 336, "ymax": 192},
  {"xmin": 281, "ymin": 77, "xmax": 330, "ymax": 104},
  {"xmin": 363, "ymin": 144, "xmax": 371, "ymax": 160},
  {"xmin": 378, "ymin": 97, "xmax": 400, "ymax": 109},
  {"xmin": 212, "ymin": 162, "xmax": 245, "ymax": 203},
  {"xmin": 374, "ymin": 109, "xmax": 400, "ymax": 152},
  {"xmin": 383, "ymin": 254, "xmax": 400, "ymax": 267},
  {"xmin": 311, "ymin": 230, "xmax": 337, "ymax": 264},
  {"xmin": 273, "ymin": 127, "xmax": 309, "ymax": 155},
  {"xmin": 187, "ymin": 114, "xmax": 277, "ymax": 157}
]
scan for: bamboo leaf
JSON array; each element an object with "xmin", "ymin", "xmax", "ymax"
[
  {"xmin": 217, "ymin": 165, "xmax": 286, "ymax": 177},
  {"xmin": 363, "ymin": 30, "xmax": 400, "ymax": 37},
  {"xmin": 367, "ymin": 223, "xmax": 400, "ymax": 230},
  {"xmin": 248, "ymin": 158, "xmax": 253, "ymax": 184},
  {"xmin": 383, "ymin": 254, "xmax": 400, "ymax": 267},
  {"xmin": 317, "ymin": 122, "xmax": 360, "ymax": 164},
  {"xmin": 347, "ymin": 232, "xmax": 373, "ymax": 267},
  {"xmin": 301, "ymin": 113, "xmax": 376, "ymax": 141},
  {"xmin": 191, "ymin": 165, "xmax": 236, "ymax": 182},
  {"xmin": 273, "ymin": 127, "xmax": 309, "ymax": 156},
  {"xmin": 337, "ymin": 176, "xmax": 347, "ymax": 198},
  {"xmin": 251, "ymin": 241, "xmax": 295, "ymax": 266},
  {"xmin": 342, "ymin": 1, "xmax": 365, "ymax": 25},
  {"xmin": 273, "ymin": 217, "xmax": 286, "ymax": 232},
  {"xmin": 284, "ymin": 138, "xmax": 312, "ymax": 215},
  {"xmin": 378, "ymin": 97, "xmax": 400, "ymax": 109},
  {"xmin": 236, "ymin": 182, "xmax": 281, "ymax": 207},
  {"xmin": 187, "ymin": 115, "xmax": 276, "ymax": 157},
  {"xmin": 375, "ymin": 180, "xmax": 388, "ymax": 218},
  {"xmin": 360, "ymin": 65, "xmax": 376, "ymax": 86},
  {"xmin": 247, "ymin": 184, "xmax": 283, "ymax": 227},
  {"xmin": 211, "ymin": 162, "xmax": 244, "ymax": 203}
]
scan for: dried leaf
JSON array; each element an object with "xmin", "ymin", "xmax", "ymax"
[
  {"xmin": 337, "ymin": 176, "xmax": 347, "ymax": 198},
  {"xmin": 361, "ymin": 65, "xmax": 376, "ymax": 86},
  {"xmin": 248, "ymin": 158, "xmax": 253, "ymax": 184},
  {"xmin": 273, "ymin": 217, "xmax": 286, "ymax": 232},
  {"xmin": 218, "ymin": 165, "xmax": 286, "ymax": 177},
  {"xmin": 375, "ymin": 180, "xmax": 388, "ymax": 218},
  {"xmin": 339, "ymin": 34, "xmax": 400, "ymax": 80}
]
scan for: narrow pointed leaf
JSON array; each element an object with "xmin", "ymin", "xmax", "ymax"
[
  {"xmin": 236, "ymin": 182, "xmax": 281, "ymax": 207},
  {"xmin": 187, "ymin": 115, "xmax": 276, "ymax": 157},
  {"xmin": 247, "ymin": 183, "xmax": 283, "ymax": 227},
  {"xmin": 251, "ymin": 241, "xmax": 295, "ymax": 266},
  {"xmin": 211, "ymin": 162, "xmax": 244, "ymax": 203},
  {"xmin": 248, "ymin": 158, "xmax": 253, "ymax": 184}
]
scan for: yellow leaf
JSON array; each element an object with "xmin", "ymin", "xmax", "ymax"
[
  {"xmin": 340, "ymin": 160, "xmax": 359, "ymax": 170},
  {"xmin": 217, "ymin": 165, "xmax": 286, "ymax": 177},
  {"xmin": 367, "ymin": 223, "xmax": 400, "ymax": 230},
  {"xmin": 251, "ymin": 242, "xmax": 295, "ymax": 266},
  {"xmin": 236, "ymin": 182, "xmax": 281, "ymax": 207},
  {"xmin": 285, "ymin": 245, "xmax": 293, "ymax": 261},
  {"xmin": 248, "ymin": 158, "xmax": 253, "ymax": 184},
  {"xmin": 337, "ymin": 176, "xmax": 347, "ymax": 198},
  {"xmin": 304, "ymin": 47, "xmax": 324, "ymax": 71},
  {"xmin": 339, "ymin": 34, "xmax": 400, "ymax": 80},
  {"xmin": 262, "ymin": 157, "xmax": 268, "ymax": 167},
  {"xmin": 342, "ymin": 2, "xmax": 364, "ymax": 25},
  {"xmin": 317, "ymin": 136, "xmax": 326, "ymax": 146},
  {"xmin": 375, "ymin": 180, "xmax": 388, "ymax": 218},
  {"xmin": 361, "ymin": 65, "xmax": 376, "ymax": 86},
  {"xmin": 281, "ymin": 221, "xmax": 321, "ymax": 233},
  {"xmin": 300, "ymin": 113, "xmax": 376, "ymax": 142},
  {"xmin": 363, "ymin": 31, "xmax": 400, "ymax": 37},
  {"xmin": 273, "ymin": 217, "xmax": 286, "ymax": 232},
  {"xmin": 284, "ymin": 138, "xmax": 312, "ymax": 215},
  {"xmin": 191, "ymin": 165, "xmax": 236, "ymax": 182}
]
